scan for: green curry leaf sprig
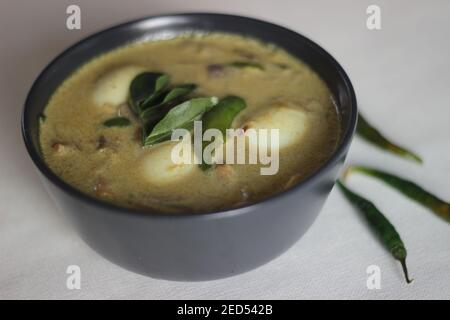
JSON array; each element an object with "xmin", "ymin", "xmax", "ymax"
[
  {"xmin": 128, "ymin": 72, "xmax": 170, "ymax": 114},
  {"xmin": 127, "ymin": 72, "xmax": 206, "ymax": 146},
  {"xmin": 139, "ymin": 84, "xmax": 197, "ymax": 123},
  {"xmin": 126, "ymin": 72, "xmax": 248, "ymax": 166},
  {"xmin": 127, "ymin": 72, "xmax": 249, "ymax": 149},
  {"xmin": 144, "ymin": 97, "xmax": 218, "ymax": 146}
]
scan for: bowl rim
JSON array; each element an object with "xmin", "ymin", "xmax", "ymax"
[{"xmin": 21, "ymin": 12, "xmax": 357, "ymax": 220}]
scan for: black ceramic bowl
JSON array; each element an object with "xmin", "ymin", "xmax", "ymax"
[{"xmin": 22, "ymin": 13, "xmax": 357, "ymax": 281}]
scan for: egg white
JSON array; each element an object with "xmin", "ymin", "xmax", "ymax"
[
  {"xmin": 141, "ymin": 142, "xmax": 198, "ymax": 185},
  {"xmin": 243, "ymin": 106, "xmax": 309, "ymax": 150},
  {"xmin": 93, "ymin": 66, "xmax": 145, "ymax": 107}
]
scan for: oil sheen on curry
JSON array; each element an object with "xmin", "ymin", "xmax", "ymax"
[{"xmin": 40, "ymin": 34, "xmax": 341, "ymax": 213}]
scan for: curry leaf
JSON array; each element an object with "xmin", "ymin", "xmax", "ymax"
[
  {"xmin": 103, "ymin": 116, "xmax": 131, "ymax": 127},
  {"xmin": 144, "ymin": 97, "xmax": 218, "ymax": 146},
  {"xmin": 141, "ymin": 74, "xmax": 171, "ymax": 108},
  {"xmin": 162, "ymin": 84, "xmax": 197, "ymax": 103},
  {"xmin": 144, "ymin": 116, "xmax": 202, "ymax": 146},
  {"xmin": 143, "ymin": 131, "xmax": 173, "ymax": 146},
  {"xmin": 140, "ymin": 84, "xmax": 197, "ymax": 123},
  {"xmin": 129, "ymin": 72, "xmax": 170, "ymax": 113},
  {"xmin": 140, "ymin": 105, "xmax": 165, "ymax": 123},
  {"xmin": 229, "ymin": 61, "xmax": 264, "ymax": 70}
]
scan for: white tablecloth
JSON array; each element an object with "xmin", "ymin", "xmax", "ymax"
[{"xmin": 1, "ymin": 0, "xmax": 449, "ymax": 299}]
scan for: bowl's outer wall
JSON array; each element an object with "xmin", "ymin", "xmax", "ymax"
[
  {"xmin": 23, "ymin": 14, "xmax": 356, "ymax": 281},
  {"xmin": 41, "ymin": 163, "xmax": 342, "ymax": 281}
]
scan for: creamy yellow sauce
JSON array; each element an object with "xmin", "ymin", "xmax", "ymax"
[{"xmin": 40, "ymin": 34, "xmax": 341, "ymax": 213}]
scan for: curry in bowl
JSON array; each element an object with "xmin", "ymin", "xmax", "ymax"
[{"xmin": 39, "ymin": 33, "xmax": 341, "ymax": 213}]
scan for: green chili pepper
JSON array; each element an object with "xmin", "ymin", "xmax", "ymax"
[
  {"xmin": 356, "ymin": 113, "xmax": 422, "ymax": 164},
  {"xmin": 347, "ymin": 166, "xmax": 450, "ymax": 223},
  {"xmin": 200, "ymin": 96, "xmax": 247, "ymax": 169},
  {"xmin": 202, "ymin": 96, "xmax": 246, "ymax": 137},
  {"xmin": 336, "ymin": 180, "xmax": 413, "ymax": 284}
]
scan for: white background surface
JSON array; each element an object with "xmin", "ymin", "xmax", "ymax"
[{"xmin": 1, "ymin": 0, "xmax": 449, "ymax": 299}]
